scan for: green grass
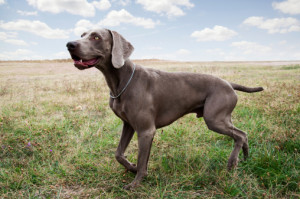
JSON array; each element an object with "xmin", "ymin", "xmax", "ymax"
[
  {"xmin": 280, "ymin": 64, "xmax": 300, "ymax": 70},
  {"xmin": 0, "ymin": 60, "xmax": 299, "ymax": 198}
]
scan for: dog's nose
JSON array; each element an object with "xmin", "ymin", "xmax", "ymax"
[{"xmin": 66, "ymin": 41, "xmax": 78, "ymax": 51}]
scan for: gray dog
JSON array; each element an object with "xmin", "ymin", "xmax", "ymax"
[{"xmin": 66, "ymin": 28, "xmax": 263, "ymax": 189}]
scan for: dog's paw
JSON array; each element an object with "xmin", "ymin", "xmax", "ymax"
[
  {"xmin": 242, "ymin": 153, "xmax": 248, "ymax": 161},
  {"xmin": 123, "ymin": 181, "xmax": 139, "ymax": 190},
  {"xmin": 227, "ymin": 158, "xmax": 239, "ymax": 171},
  {"xmin": 242, "ymin": 145, "xmax": 249, "ymax": 161}
]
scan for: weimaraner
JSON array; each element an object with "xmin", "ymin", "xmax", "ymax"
[{"xmin": 66, "ymin": 28, "xmax": 263, "ymax": 190}]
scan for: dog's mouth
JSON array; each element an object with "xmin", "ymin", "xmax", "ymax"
[{"xmin": 71, "ymin": 55, "xmax": 101, "ymax": 70}]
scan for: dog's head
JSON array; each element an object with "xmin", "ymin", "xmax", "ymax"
[{"xmin": 66, "ymin": 29, "xmax": 134, "ymax": 70}]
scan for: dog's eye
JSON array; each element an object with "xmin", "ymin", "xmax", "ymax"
[{"xmin": 94, "ymin": 36, "xmax": 100, "ymax": 40}]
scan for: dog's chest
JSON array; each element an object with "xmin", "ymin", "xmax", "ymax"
[{"xmin": 109, "ymin": 99, "xmax": 129, "ymax": 122}]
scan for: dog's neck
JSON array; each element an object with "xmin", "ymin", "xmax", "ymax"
[{"xmin": 97, "ymin": 60, "xmax": 135, "ymax": 98}]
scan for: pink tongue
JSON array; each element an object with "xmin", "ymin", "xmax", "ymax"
[
  {"xmin": 74, "ymin": 58, "xmax": 98, "ymax": 66},
  {"xmin": 83, "ymin": 58, "xmax": 98, "ymax": 65},
  {"xmin": 74, "ymin": 60, "xmax": 87, "ymax": 66}
]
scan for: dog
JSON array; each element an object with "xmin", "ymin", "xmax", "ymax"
[{"xmin": 66, "ymin": 28, "xmax": 263, "ymax": 189}]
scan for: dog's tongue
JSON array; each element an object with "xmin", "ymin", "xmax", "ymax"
[
  {"xmin": 83, "ymin": 58, "xmax": 99, "ymax": 65},
  {"xmin": 74, "ymin": 58, "xmax": 98, "ymax": 67}
]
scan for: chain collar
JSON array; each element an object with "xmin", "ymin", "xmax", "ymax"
[{"xmin": 109, "ymin": 64, "xmax": 136, "ymax": 99}]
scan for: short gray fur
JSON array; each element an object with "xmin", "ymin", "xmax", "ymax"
[{"xmin": 66, "ymin": 28, "xmax": 264, "ymax": 190}]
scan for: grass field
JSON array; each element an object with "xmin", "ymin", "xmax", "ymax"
[{"xmin": 0, "ymin": 60, "xmax": 299, "ymax": 198}]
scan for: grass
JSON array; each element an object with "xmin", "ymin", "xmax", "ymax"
[{"xmin": 0, "ymin": 60, "xmax": 299, "ymax": 198}]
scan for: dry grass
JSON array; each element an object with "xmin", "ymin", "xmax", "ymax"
[{"xmin": 0, "ymin": 60, "xmax": 299, "ymax": 198}]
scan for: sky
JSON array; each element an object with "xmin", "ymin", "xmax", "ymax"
[{"xmin": 0, "ymin": 0, "xmax": 300, "ymax": 61}]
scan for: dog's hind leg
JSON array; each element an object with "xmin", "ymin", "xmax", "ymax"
[
  {"xmin": 115, "ymin": 122, "xmax": 137, "ymax": 173},
  {"xmin": 227, "ymin": 126, "xmax": 248, "ymax": 169},
  {"xmin": 203, "ymin": 92, "xmax": 248, "ymax": 170},
  {"xmin": 234, "ymin": 126, "xmax": 249, "ymax": 160}
]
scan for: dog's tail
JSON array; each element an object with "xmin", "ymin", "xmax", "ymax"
[{"xmin": 230, "ymin": 82, "xmax": 264, "ymax": 93}]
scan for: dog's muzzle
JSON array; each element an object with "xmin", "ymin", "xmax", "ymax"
[{"xmin": 66, "ymin": 41, "xmax": 100, "ymax": 70}]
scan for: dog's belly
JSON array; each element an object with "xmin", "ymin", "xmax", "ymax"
[
  {"xmin": 151, "ymin": 77, "xmax": 208, "ymax": 128},
  {"xmin": 155, "ymin": 103, "xmax": 205, "ymax": 128}
]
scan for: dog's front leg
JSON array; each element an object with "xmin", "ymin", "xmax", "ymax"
[
  {"xmin": 115, "ymin": 122, "xmax": 137, "ymax": 173},
  {"xmin": 123, "ymin": 127, "xmax": 156, "ymax": 190}
]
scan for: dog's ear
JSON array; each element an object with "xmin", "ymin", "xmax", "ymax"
[{"xmin": 110, "ymin": 30, "xmax": 134, "ymax": 69}]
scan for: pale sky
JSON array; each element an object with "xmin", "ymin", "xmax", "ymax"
[{"xmin": 0, "ymin": 0, "xmax": 300, "ymax": 61}]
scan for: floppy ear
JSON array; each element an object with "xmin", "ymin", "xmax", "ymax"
[{"xmin": 110, "ymin": 30, "xmax": 134, "ymax": 68}]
